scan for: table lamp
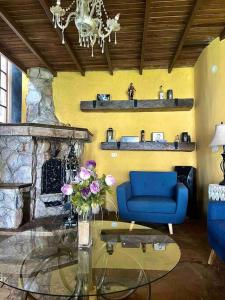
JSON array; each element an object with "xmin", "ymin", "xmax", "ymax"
[{"xmin": 210, "ymin": 122, "xmax": 225, "ymax": 185}]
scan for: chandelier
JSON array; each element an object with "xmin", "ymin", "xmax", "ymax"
[{"xmin": 50, "ymin": 0, "xmax": 120, "ymax": 57}]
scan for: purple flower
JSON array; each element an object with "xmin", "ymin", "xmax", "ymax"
[
  {"xmin": 81, "ymin": 187, "xmax": 91, "ymax": 199},
  {"xmin": 61, "ymin": 184, "xmax": 73, "ymax": 196},
  {"xmin": 90, "ymin": 180, "xmax": 100, "ymax": 194},
  {"xmin": 79, "ymin": 167, "xmax": 91, "ymax": 180},
  {"xmin": 85, "ymin": 160, "xmax": 96, "ymax": 170},
  {"xmin": 105, "ymin": 175, "xmax": 116, "ymax": 186}
]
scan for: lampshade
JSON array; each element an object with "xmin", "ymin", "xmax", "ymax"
[{"xmin": 210, "ymin": 123, "xmax": 225, "ymax": 146}]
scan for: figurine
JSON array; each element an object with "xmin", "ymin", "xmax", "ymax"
[
  {"xmin": 140, "ymin": 130, "xmax": 145, "ymax": 142},
  {"xmin": 128, "ymin": 83, "xmax": 136, "ymax": 100}
]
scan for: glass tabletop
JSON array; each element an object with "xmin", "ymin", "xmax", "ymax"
[{"xmin": 0, "ymin": 220, "xmax": 180, "ymax": 298}]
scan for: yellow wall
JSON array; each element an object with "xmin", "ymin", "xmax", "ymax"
[
  {"xmin": 23, "ymin": 68, "xmax": 196, "ymax": 210},
  {"xmin": 195, "ymin": 38, "xmax": 225, "ymax": 214}
]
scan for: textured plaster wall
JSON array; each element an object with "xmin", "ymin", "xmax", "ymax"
[
  {"xmin": 23, "ymin": 68, "xmax": 196, "ymax": 210},
  {"xmin": 195, "ymin": 38, "xmax": 225, "ymax": 214}
]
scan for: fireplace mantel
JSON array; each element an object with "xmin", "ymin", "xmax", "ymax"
[{"xmin": 0, "ymin": 123, "xmax": 92, "ymax": 142}]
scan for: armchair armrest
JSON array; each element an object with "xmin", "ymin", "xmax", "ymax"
[
  {"xmin": 175, "ymin": 183, "xmax": 188, "ymax": 220},
  {"xmin": 116, "ymin": 182, "xmax": 132, "ymax": 213},
  {"xmin": 208, "ymin": 201, "xmax": 225, "ymax": 221}
]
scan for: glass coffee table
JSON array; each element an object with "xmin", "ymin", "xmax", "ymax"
[{"xmin": 0, "ymin": 221, "xmax": 180, "ymax": 299}]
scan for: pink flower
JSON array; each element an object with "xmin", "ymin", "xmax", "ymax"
[
  {"xmin": 73, "ymin": 175, "xmax": 82, "ymax": 184},
  {"xmin": 105, "ymin": 175, "xmax": 116, "ymax": 186},
  {"xmin": 85, "ymin": 160, "xmax": 96, "ymax": 170},
  {"xmin": 61, "ymin": 184, "xmax": 73, "ymax": 196},
  {"xmin": 90, "ymin": 180, "xmax": 100, "ymax": 194},
  {"xmin": 79, "ymin": 167, "xmax": 91, "ymax": 180}
]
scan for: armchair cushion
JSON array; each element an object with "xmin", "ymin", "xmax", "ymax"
[
  {"xmin": 127, "ymin": 196, "xmax": 176, "ymax": 214},
  {"xmin": 207, "ymin": 201, "xmax": 225, "ymax": 262},
  {"xmin": 208, "ymin": 220, "xmax": 225, "ymax": 249},
  {"xmin": 130, "ymin": 171, "xmax": 177, "ymax": 197},
  {"xmin": 208, "ymin": 201, "xmax": 225, "ymax": 221}
]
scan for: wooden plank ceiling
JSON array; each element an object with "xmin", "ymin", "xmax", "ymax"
[{"xmin": 0, "ymin": 0, "xmax": 224, "ymax": 76}]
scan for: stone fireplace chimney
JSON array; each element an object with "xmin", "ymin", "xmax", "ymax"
[
  {"xmin": 26, "ymin": 67, "xmax": 60, "ymax": 125},
  {"xmin": 0, "ymin": 67, "xmax": 92, "ymax": 228}
]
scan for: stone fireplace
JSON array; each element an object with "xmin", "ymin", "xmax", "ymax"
[{"xmin": 0, "ymin": 67, "xmax": 92, "ymax": 229}]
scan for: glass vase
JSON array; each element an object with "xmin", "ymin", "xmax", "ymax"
[{"xmin": 78, "ymin": 211, "xmax": 92, "ymax": 249}]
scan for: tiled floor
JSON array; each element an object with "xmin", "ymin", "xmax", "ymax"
[{"xmin": 0, "ymin": 219, "xmax": 225, "ymax": 300}]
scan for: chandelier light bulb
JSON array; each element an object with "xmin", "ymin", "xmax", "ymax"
[{"xmin": 50, "ymin": 0, "xmax": 121, "ymax": 57}]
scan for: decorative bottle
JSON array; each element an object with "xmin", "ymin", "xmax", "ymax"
[
  {"xmin": 159, "ymin": 85, "xmax": 164, "ymax": 100},
  {"xmin": 106, "ymin": 128, "xmax": 114, "ymax": 142},
  {"xmin": 174, "ymin": 135, "xmax": 180, "ymax": 149}
]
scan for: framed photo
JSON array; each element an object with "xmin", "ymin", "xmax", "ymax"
[
  {"xmin": 152, "ymin": 132, "xmax": 164, "ymax": 142},
  {"xmin": 97, "ymin": 94, "xmax": 110, "ymax": 101}
]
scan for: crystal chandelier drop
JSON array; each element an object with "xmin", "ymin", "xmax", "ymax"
[{"xmin": 50, "ymin": 0, "xmax": 120, "ymax": 57}]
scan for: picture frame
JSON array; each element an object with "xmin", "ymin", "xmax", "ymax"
[
  {"xmin": 97, "ymin": 94, "xmax": 110, "ymax": 101},
  {"xmin": 152, "ymin": 132, "xmax": 164, "ymax": 142}
]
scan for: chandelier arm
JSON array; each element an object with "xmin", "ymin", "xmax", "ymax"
[
  {"xmin": 76, "ymin": 0, "xmax": 79, "ymax": 12},
  {"xmin": 56, "ymin": 11, "xmax": 76, "ymax": 30},
  {"xmin": 98, "ymin": 27, "xmax": 113, "ymax": 40},
  {"xmin": 90, "ymin": 34, "xmax": 97, "ymax": 46},
  {"xmin": 89, "ymin": 0, "xmax": 97, "ymax": 18}
]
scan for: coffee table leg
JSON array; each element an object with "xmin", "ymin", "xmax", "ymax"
[
  {"xmin": 96, "ymin": 283, "xmax": 151, "ymax": 300},
  {"xmin": 21, "ymin": 291, "xmax": 39, "ymax": 300},
  {"xmin": 21, "ymin": 291, "xmax": 28, "ymax": 300},
  {"xmin": 147, "ymin": 283, "xmax": 151, "ymax": 300},
  {"xmin": 135, "ymin": 283, "xmax": 151, "ymax": 300}
]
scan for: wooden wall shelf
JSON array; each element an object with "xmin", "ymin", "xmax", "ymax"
[
  {"xmin": 101, "ymin": 142, "xmax": 196, "ymax": 152},
  {"xmin": 80, "ymin": 99, "xmax": 194, "ymax": 112}
]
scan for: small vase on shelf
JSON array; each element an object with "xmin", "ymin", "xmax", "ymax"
[{"xmin": 78, "ymin": 210, "xmax": 92, "ymax": 249}]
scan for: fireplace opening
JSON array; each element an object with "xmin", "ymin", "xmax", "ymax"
[
  {"xmin": 41, "ymin": 143, "xmax": 65, "ymax": 194},
  {"xmin": 41, "ymin": 158, "xmax": 65, "ymax": 194},
  {"xmin": 41, "ymin": 142, "xmax": 80, "ymax": 195}
]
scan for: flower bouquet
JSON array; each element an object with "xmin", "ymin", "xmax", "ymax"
[{"xmin": 61, "ymin": 160, "xmax": 115, "ymax": 247}]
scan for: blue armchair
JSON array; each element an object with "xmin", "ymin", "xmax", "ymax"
[
  {"xmin": 207, "ymin": 201, "xmax": 225, "ymax": 264},
  {"xmin": 117, "ymin": 171, "xmax": 188, "ymax": 234}
]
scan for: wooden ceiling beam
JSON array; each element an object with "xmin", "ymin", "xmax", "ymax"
[
  {"xmin": 220, "ymin": 27, "xmax": 225, "ymax": 40},
  {"xmin": 168, "ymin": 0, "xmax": 204, "ymax": 73},
  {"xmin": 140, "ymin": 0, "xmax": 151, "ymax": 75},
  {"xmin": 38, "ymin": 0, "xmax": 85, "ymax": 76},
  {"xmin": 104, "ymin": 42, "xmax": 113, "ymax": 75},
  {"xmin": 0, "ymin": 6, "xmax": 56, "ymax": 76},
  {"xmin": 0, "ymin": 44, "xmax": 27, "ymax": 74}
]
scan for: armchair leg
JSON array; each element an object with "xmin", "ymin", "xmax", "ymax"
[
  {"xmin": 129, "ymin": 221, "xmax": 135, "ymax": 231},
  {"xmin": 208, "ymin": 249, "xmax": 216, "ymax": 265},
  {"xmin": 168, "ymin": 223, "xmax": 173, "ymax": 235}
]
